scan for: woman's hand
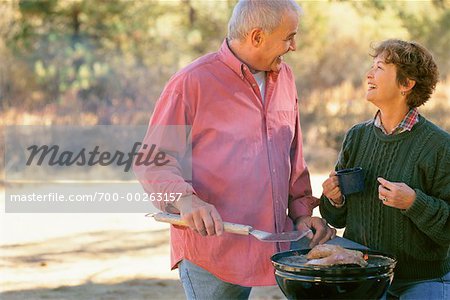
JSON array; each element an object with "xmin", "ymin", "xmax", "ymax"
[
  {"xmin": 322, "ymin": 171, "xmax": 344, "ymax": 205},
  {"xmin": 378, "ymin": 177, "xmax": 416, "ymax": 210}
]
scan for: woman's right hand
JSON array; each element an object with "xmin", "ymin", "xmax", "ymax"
[{"xmin": 322, "ymin": 171, "xmax": 344, "ymax": 205}]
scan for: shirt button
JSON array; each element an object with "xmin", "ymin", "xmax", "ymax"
[{"xmin": 272, "ymin": 169, "xmax": 276, "ymax": 173}]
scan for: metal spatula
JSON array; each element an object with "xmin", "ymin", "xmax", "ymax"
[{"xmin": 148, "ymin": 212, "xmax": 312, "ymax": 242}]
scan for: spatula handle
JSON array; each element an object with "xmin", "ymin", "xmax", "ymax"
[
  {"xmin": 151, "ymin": 212, "xmax": 252, "ymax": 236},
  {"xmin": 151, "ymin": 212, "xmax": 187, "ymax": 226},
  {"xmin": 223, "ymin": 222, "xmax": 252, "ymax": 235}
]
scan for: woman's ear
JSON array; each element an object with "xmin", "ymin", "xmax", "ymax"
[
  {"xmin": 402, "ymin": 78, "xmax": 416, "ymax": 94},
  {"xmin": 249, "ymin": 28, "xmax": 264, "ymax": 47}
]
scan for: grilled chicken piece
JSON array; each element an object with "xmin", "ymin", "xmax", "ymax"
[
  {"xmin": 306, "ymin": 244, "xmax": 347, "ymax": 259},
  {"xmin": 305, "ymin": 244, "xmax": 368, "ymax": 267}
]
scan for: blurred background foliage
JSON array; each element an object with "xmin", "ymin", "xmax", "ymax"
[{"xmin": 0, "ymin": 0, "xmax": 449, "ymax": 173}]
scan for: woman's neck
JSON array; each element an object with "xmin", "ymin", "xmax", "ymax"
[{"xmin": 379, "ymin": 106, "xmax": 410, "ymax": 133}]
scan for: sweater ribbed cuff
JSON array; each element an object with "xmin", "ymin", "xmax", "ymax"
[
  {"xmin": 322, "ymin": 195, "xmax": 346, "ymax": 210},
  {"xmin": 319, "ymin": 195, "xmax": 347, "ymax": 229},
  {"xmin": 402, "ymin": 189, "xmax": 428, "ymax": 220}
]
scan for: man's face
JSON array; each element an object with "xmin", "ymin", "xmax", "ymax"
[{"xmin": 256, "ymin": 10, "xmax": 298, "ymax": 72}]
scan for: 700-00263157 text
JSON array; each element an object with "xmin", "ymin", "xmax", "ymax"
[{"xmin": 8, "ymin": 192, "xmax": 183, "ymax": 202}]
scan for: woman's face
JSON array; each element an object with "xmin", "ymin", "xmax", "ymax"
[{"xmin": 365, "ymin": 54, "xmax": 404, "ymax": 109}]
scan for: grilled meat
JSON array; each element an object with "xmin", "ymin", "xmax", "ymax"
[{"xmin": 305, "ymin": 244, "xmax": 368, "ymax": 267}]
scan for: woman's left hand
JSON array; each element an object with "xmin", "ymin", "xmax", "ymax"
[{"xmin": 377, "ymin": 177, "xmax": 416, "ymax": 210}]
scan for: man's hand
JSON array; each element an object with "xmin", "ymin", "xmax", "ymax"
[
  {"xmin": 322, "ymin": 171, "xmax": 344, "ymax": 205},
  {"xmin": 295, "ymin": 216, "xmax": 337, "ymax": 248},
  {"xmin": 377, "ymin": 177, "xmax": 416, "ymax": 210},
  {"xmin": 172, "ymin": 194, "xmax": 224, "ymax": 236}
]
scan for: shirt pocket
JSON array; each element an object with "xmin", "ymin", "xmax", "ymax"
[{"xmin": 269, "ymin": 109, "xmax": 297, "ymax": 147}]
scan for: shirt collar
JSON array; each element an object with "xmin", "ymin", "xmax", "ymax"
[
  {"xmin": 218, "ymin": 39, "xmax": 246, "ymax": 79},
  {"xmin": 373, "ymin": 107, "xmax": 420, "ymax": 135},
  {"xmin": 218, "ymin": 39, "xmax": 280, "ymax": 80}
]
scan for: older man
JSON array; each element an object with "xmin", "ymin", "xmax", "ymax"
[{"xmin": 135, "ymin": 0, "xmax": 335, "ymax": 298}]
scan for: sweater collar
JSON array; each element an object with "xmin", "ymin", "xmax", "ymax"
[{"xmin": 373, "ymin": 108, "xmax": 419, "ymax": 135}]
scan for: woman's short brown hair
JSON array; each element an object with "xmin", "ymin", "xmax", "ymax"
[{"xmin": 371, "ymin": 39, "xmax": 439, "ymax": 107}]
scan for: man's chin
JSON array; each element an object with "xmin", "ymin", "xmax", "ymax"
[{"xmin": 271, "ymin": 63, "xmax": 282, "ymax": 72}]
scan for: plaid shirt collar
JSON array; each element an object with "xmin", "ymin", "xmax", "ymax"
[{"xmin": 373, "ymin": 107, "xmax": 419, "ymax": 135}]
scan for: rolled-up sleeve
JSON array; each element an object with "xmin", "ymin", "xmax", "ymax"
[
  {"xmin": 133, "ymin": 78, "xmax": 196, "ymax": 211},
  {"xmin": 288, "ymin": 101, "xmax": 318, "ymax": 220}
]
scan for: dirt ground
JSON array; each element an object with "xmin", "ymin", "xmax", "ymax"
[{"xmin": 0, "ymin": 175, "xmax": 329, "ymax": 300}]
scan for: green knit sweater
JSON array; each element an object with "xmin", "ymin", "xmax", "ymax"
[{"xmin": 320, "ymin": 115, "xmax": 450, "ymax": 280}]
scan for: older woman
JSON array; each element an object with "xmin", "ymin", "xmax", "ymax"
[{"xmin": 320, "ymin": 39, "xmax": 449, "ymax": 298}]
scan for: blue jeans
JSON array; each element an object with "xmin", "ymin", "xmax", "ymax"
[
  {"xmin": 178, "ymin": 259, "xmax": 252, "ymax": 300},
  {"xmin": 384, "ymin": 271, "xmax": 450, "ymax": 300}
]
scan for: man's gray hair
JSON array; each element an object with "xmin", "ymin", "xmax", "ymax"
[{"xmin": 228, "ymin": 0, "xmax": 302, "ymax": 41}]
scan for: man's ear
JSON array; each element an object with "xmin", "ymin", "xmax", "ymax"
[
  {"xmin": 402, "ymin": 78, "xmax": 416, "ymax": 94},
  {"xmin": 249, "ymin": 28, "xmax": 264, "ymax": 47}
]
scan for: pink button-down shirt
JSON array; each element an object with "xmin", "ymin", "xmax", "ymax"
[{"xmin": 135, "ymin": 40, "xmax": 317, "ymax": 286}]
